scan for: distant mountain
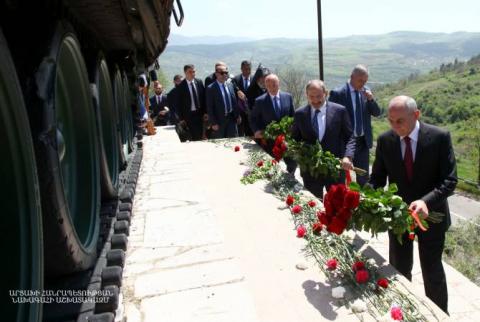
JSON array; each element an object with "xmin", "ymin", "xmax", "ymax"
[
  {"xmin": 168, "ymin": 34, "xmax": 256, "ymax": 46},
  {"xmin": 159, "ymin": 31, "xmax": 480, "ymax": 90}
]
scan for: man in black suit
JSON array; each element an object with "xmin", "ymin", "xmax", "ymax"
[
  {"xmin": 149, "ymin": 82, "xmax": 169, "ymax": 126},
  {"xmin": 233, "ymin": 60, "xmax": 253, "ymax": 136},
  {"xmin": 166, "ymin": 74, "xmax": 183, "ymax": 125},
  {"xmin": 292, "ymin": 80, "xmax": 355, "ymax": 198},
  {"xmin": 177, "ymin": 64, "xmax": 207, "ymax": 141},
  {"xmin": 206, "ymin": 63, "xmax": 241, "ymax": 138},
  {"xmin": 329, "ymin": 65, "xmax": 381, "ymax": 185},
  {"xmin": 204, "ymin": 61, "xmax": 226, "ymax": 89},
  {"xmin": 250, "ymin": 73, "xmax": 296, "ymax": 173},
  {"xmin": 369, "ymin": 95, "xmax": 457, "ymax": 314}
]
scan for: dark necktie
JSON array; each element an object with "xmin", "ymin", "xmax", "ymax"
[
  {"xmin": 312, "ymin": 109, "xmax": 320, "ymax": 140},
  {"xmin": 223, "ymin": 84, "xmax": 232, "ymax": 113},
  {"xmin": 244, "ymin": 78, "xmax": 249, "ymax": 90},
  {"xmin": 404, "ymin": 136, "xmax": 414, "ymax": 182},
  {"xmin": 354, "ymin": 90, "xmax": 363, "ymax": 136},
  {"xmin": 191, "ymin": 82, "xmax": 199, "ymax": 110},
  {"xmin": 273, "ymin": 96, "xmax": 280, "ymax": 118}
]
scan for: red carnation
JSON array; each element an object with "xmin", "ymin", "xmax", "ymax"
[
  {"xmin": 256, "ymin": 160, "xmax": 264, "ymax": 167},
  {"xmin": 326, "ymin": 258, "xmax": 338, "ymax": 270},
  {"xmin": 271, "ymin": 159, "xmax": 278, "ymax": 165},
  {"xmin": 352, "ymin": 261, "xmax": 365, "ymax": 272},
  {"xmin": 330, "ymin": 184, "xmax": 347, "ymax": 211},
  {"xmin": 292, "ymin": 205, "xmax": 302, "ymax": 214},
  {"xmin": 318, "ymin": 211, "xmax": 331, "ymax": 226},
  {"xmin": 296, "ymin": 225, "xmax": 307, "ymax": 238},
  {"xmin": 272, "ymin": 146, "xmax": 283, "ymax": 161},
  {"xmin": 285, "ymin": 195, "xmax": 294, "ymax": 206},
  {"xmin": 308, "ymin": 200, "xmax": 316, "ymax": 207},
  {"xmin": 337, "ymin": 207, "xmax": 352, "ymax": 221},
  {"xmin": 323, "ymin": 196, "xmax": 334, "ymax": 216},
  {"xmin": 409, "ymin": 233, "xmax": 415, "ymax": 240},
  {"xmin": 327, "ymin": 217, "xmax": 347, "ymax": 235},
  {"xmin": 344, "ymin": 190, "xmax": 360, "ymax": 209},
  {"xmin": 312, "ymin": 222, "xmax": 323, "ymax": 235},
  {"xmin": 355, "ymin": 269, "xmax": 369, "ymax": 283},
  {"xmin": 234, "ymin": 145, "xmax": 240, "ymax": 152},
  {"xmin": 377, "ymin": 278, "xmax": 389, "ymax": 289},
  {"xmin": 390, "ymin": 306, "xmax": 403, "ymax": 321}
]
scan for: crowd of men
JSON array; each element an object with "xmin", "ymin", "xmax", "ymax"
[{"xmin": 139, "ymin": 61, "xmax": 457, "ymax": 315}]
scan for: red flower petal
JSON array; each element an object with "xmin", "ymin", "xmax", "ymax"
[
  {"xmin": 377, "ymin": 278, "xmax": 389, "ymax": 288},
  {"xmin": 292, "ymin": 205, "xmax": 302, "ymax": 214},
  {"xmin": 296, "ymin": 225, "xmax": 306, "ymax": 238},
  {"xmin": 234, "ymin": 146, "xmax": 240, "ymax": 152},
  {"xmin": 326, "ymin": 258, "xmax": 337, "ymax": 270},
  {"xmin": 390, "ymin": 306, "xmax": 403, "ymax": 321},
  {"xmin": 408, "ymin": 233, "xmax": 415, "ymax": 240},
  {"xmin": 337, "ymin": 207, "xmax": 352, "ymax": 221},
  {"xmin": 286, "ymin": 195, "xmax": 294, "ymax": 206},
  {"xmin": 355, "ymin": 269, "xmax": 369, "ymax": 283},
  {"xmin": 344, "ymin": 190, "xmax": 360, "ymax": 209},
  {"xmin": 327, "ymin": 217, "xmax": 347, "ymax": 235},
  {"xmin": 312, "ymin": 222, "xmax": 323, "ymax": 235},
  {"xmin": 308, "ymin": 200, "xmax": 316, "ymax": 207},
  {"xmin": 352, "ymin": 261, "xmax": 365, "ymax": 272},
  {"xmin": 256, "ymin": 160, "xmax": 264, "ymax": 167}
]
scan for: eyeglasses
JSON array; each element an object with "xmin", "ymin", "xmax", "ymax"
[{"xmin": 217, "ymin": 71, "xmax": 229, "ymax": 75}]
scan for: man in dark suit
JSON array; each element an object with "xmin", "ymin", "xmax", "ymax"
[
  {"xmin": 177, "ymin": 64, "xmax": 207, "ymax": 141},
  {"xmin": 250, "ymin": 74, "xmax": 296, "ymax": 173},
  {"xmin": 233, "ymin": 60, "xmax": 253, "ymax": 136},
  {"xmin": 369, "ymin": 95, "xmax": 457, "ymax": 314},
  {"xmin": 329, "ymin": 65, "xmax": 381, "ymax": 185},
  {"xmin": 149, "ymin": 82, "xmax": 169, "ymax": 126},
  {"xmin": 206, "ymin": 63, "xmax": 241, "ymax": 138},
  {"xmin": 204, "ymin": 61, "xmax": 226, "ymax": 89},
  {"xmin": 166, "ymin": 74, "xmax": 183, "ymax": 125},
  {"xmin": 292, "ymin": 80, "xmax": 355, "ymax": 198}
]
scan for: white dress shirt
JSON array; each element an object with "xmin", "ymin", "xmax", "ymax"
[
  {"xmin": 400, "ymin": 120, "xmax": 420, "ymax": 161},
  {"xmin": 348, "ymin": 83, "xmax": 365, "ymax": 136},
  {"xmin": 188, "ymin": 80, "xmax": 198, "ymax": 111},
  {"xmin": 310, "ymin": 102, "xmax": 327, "ymax": 141}
]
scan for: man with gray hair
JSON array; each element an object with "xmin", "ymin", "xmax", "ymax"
[
  {"xmin": 329, "ymin": 65, "xmax": 381, "ymax": 185},
  {"xmin": 369, "ymin": 95, "xmax": 457, "ymax": 314}
]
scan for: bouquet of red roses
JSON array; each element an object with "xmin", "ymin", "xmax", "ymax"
[{"xmin": 317, "ymin": 184, "xmax": 360, "ymax": 235}]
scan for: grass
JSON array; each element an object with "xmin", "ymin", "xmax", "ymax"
[{"xmin": 444, "ymin": 217, "xmax": 480, "ymax": 286}]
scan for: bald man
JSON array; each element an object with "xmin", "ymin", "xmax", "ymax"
[
  {"xmin": 369, "ymin": 95, "xmax": 457, "ymax": 314},
  {"xmin": 250, "ymin": 74, "xmax": 296, "ymax": 173}
]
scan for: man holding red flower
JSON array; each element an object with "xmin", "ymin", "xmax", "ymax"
[{"xmin": 369, "ymin": 95, "xmax": 457, "ymax": 314}]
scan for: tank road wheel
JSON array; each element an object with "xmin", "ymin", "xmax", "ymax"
[
  {"xmin": 113, "ymin": 68, "xmax": 129, "ymax": 162},
  {"xmin": 35, "ymin": 24, "xmax": 100, "ymax": 276},
  {"xmin": 0, "ymin": 30, "xmax": 43, "ymax": 322},
  {"xmin": 93, "ymin": 58, "xmax": 120, "ymax": 199},
  {"xmin": 122, "ymin": 73, "xmax": 135, "ymax": 153}
]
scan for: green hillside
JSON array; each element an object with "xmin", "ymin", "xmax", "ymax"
[
  {"xmin": 159, "ymin": 31, "xmax": 480, "ymax": 90},
  {"xmin": 373, "ymin": 54, "xmax": 480, "ymax": 189}
]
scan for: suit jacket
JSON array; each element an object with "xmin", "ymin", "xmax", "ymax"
[
  {"xmin": 149, "ymin": 94, "xmax": 168, "ymax": 116},
  {"xmin": 204, "ymin": 73, "xmax": 216, "ymax": 89},
  {"xmin": 250, "ymin": 91, "xmax": 294, "ymax": 132},
  {"xmin": 206, "ymin": 81, "xmax": 239, "ymax": 126},
  {"xmin": 329, "ymin": 83, "xmax": 381, "ymax": 148},
  {"xmin": 177, "ymin": 78, "xmax": 206, "ymax": 121},
  {"xmin": 291, "ymin": 102, "xmax": 356, "ymax": 160},
  {"xmin": 233, "ymin": 74, "xmax": 252, "ymax": 93},
  {"xmin": 246, "ymin": 82, "xmax": 266, "ymax": 110},
  {"xmin": 167, "ymin": 86, "xmax": 179, "ymax": 123},
  {"xmin": 369, "ymin": 122, "xmax": 457, "ymax": 229}
]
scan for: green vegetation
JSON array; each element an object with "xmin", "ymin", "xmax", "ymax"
[
  {"xmin": 444, "ymin": 217, "xmax": 480, "ymax": 286},
  {"xmin": 373, "ymin": 54, "xmax": 480, "ymax": 189}
]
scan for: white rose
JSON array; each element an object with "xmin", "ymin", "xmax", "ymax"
[
  {"xmin": 351, "ymin": 299, "xmax": 367, "ymax": 313},
  {"xmin": 331, "ymin": 286, "xmax": 346, "ymax": 299}
]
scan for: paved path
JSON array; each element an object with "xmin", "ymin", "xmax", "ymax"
[{"xmin": 120, "ymin": 127, "xmax": 479, "ymax": 321}]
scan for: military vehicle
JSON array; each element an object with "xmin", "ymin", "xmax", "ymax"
[{"xmin": 0, "ymin": 1, "xmax": 183, "ymax": 321}]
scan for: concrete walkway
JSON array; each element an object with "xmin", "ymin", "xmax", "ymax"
[{"xmin": 121, "ymin": 126, "xmax": 479, "ymax": 321}]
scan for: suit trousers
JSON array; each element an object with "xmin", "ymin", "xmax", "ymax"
[
  {"xmin": 353, "ymin": 136, "xmax": 370, "ymax": 186},
  {"xmin": 210, "ymin": 114, "xmax": 238, "ymax": 139},
  {"xmin": 388, "ymin": 222, "xmax": 448, "ymax": 314},
  {"xmin": 186, "ymin": 111, "xmax": 203, "ymax": 141}
]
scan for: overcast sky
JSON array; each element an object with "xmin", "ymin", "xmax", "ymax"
[{"xmin": 170, "ymin": 0, "xmax": 480, "ymax": 39}]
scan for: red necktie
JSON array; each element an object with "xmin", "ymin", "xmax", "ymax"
[{"xmin": 404, "ymin": 136, "xmax": 414, "ymax": 182}]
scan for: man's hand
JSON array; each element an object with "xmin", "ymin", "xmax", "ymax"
[
  {"xmin": 341, "ymin": 157, "xmax": 353, "ymax": 171},
  {"xmin": 365, "ymin": 90, "xmax": 374, "ymax": 101},
  {"xmin": 179, "ymin": 120, "xmax": 187, "ymax": 127},
  {"xmin": 211, "ymin": 124, "xmax": 219, "ymax": 131},
  {"xmin": 409, "ymin": 200, "xmax": 429, "ymax": 218},
  {"xmin": 237, "ymin": 90, "xmax": 246, "ymax": 101},
  {"xmin": 254, "ymin": 130, "xmax": 263, "ymax": 139},
  {"xmin": 236, "ymin": 116, "xmax": 242, "ymax": 124},
  {"xmin": 203, "ymin": 114, "xmax": 209, "ymax": 121}
]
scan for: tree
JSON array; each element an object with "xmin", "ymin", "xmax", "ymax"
[{"xmin": 277, "ymin": 66, "xmax": 308, "ymax": 108}]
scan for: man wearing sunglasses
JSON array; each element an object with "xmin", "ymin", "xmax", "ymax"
[{"xmin": 206, "ymin": 64, "xmax": 241, "ymax": 138}]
